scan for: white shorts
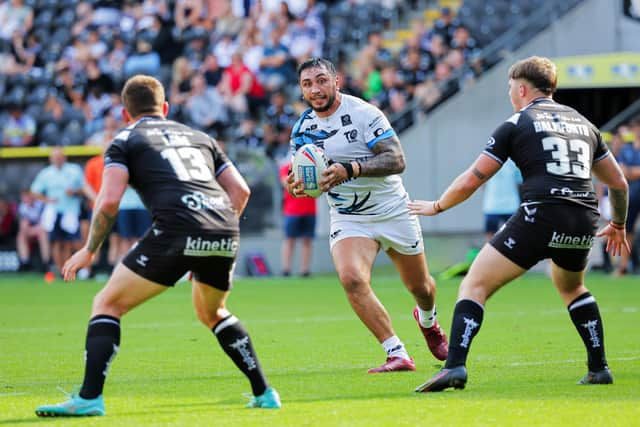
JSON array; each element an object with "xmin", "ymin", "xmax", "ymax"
[{"xmin": 329, "ymin": 212, "xmax": 424, "ymax": 255}]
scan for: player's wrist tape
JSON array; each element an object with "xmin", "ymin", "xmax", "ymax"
[
  {"xmin": 610, "ymin": 221, "xmax": 625, "ymax": 230},
  {"xmin": 340, "ymin": 162, "xmax": 355, "ymax": 179}
]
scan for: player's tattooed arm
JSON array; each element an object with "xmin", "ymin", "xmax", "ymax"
[
  {"xmin": 609, "ymin": 187, "xmax": 628, "ymax": 226},
  {"xmin": 472, "ymin": 168, "xmax": 487, "ymax": 180},
  {"xmin": 359, "ymin": 135, "xmax": 406, "ymax": 177},
  {"xmin": 86, "ymin": 210, "xmax": 117, "ymax": 253}
]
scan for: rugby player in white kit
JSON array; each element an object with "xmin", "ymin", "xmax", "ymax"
[{"xmin": 286, "ymin": 58, "xmax": 448, "ymax": 372}]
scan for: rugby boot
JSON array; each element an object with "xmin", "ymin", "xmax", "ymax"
[
  {"xmin": 413, "ymin": 307, "xmax": 448, "ymax": 361},
  {"xmin": 578, "ymin": 368, "xmax": 613, "ymax": 385},
  {"xmin": 414, "ymin": 366, "xmax": 468, "ymax": 392},
  {"xmin": 36, "ymin": 393, "xmax": 105, "ymax": 417},
  {"xmin": 247, "ymin": 387, "xmax": 282, "ymax": 409},
  {"xmin": 367, "ymin": 357, "xmax": 416, "ymax": 373}
]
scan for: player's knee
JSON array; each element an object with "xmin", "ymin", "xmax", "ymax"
[
  {"xmin": 338, "ymin": 270, "xmax": 369, "ymax": 294},
  {"xmin": 194, "ymin": 305, "xmax": 227, "ymax": 329},
  {"xmin": 91, "ymin": 293, "xmax": 128, "ymax": 318}
]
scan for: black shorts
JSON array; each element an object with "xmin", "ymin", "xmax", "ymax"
[
  {"xmin": 122, "ymin": 227, "xmax": 239, "ymax": 290},
  {"xmin": 489, "ymin": 203, "xmax": 599, "ymax": 272}
]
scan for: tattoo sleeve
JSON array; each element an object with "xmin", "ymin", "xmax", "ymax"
[
  {"xmin": 608, "ymin": 187, "xmax": 628, "ymax": 226},
  {"xmin": 359, "ymin": 136, "xmax": 406, "ymax": 177},
  {"xmin": 86, "ymin": 210, "xmax": 118, "ymax": 252},
  {"xmin": 472, "ymin": 167, "xmax": 487, "ymax": 180}
]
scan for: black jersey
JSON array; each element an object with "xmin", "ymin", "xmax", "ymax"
[
  {"xmin": 104, "ymin": 116, "xmax": 238, "ymax": 233},
  {"xmin": 482, "ymin": 98, "xmax": 610, "ymax": 210}
]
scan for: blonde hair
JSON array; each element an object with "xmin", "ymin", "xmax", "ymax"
[
  {"xmin": 508, "ymin": 56, "xmax": 557, "ymax": 95},
  {"xmin": 121, "ymin": 75, "xmax": 165, "ymax": 118}
]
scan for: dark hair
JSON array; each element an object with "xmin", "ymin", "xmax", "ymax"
[
  {"xmin": 297, "ymin": 57, "xmax": 337, "ymax": 78},
  {"xmin": 508, "ymin": 56, "xmax": 557, "ymax": 95},
  {"xmin": 121, "ymin": 75, "xmax": 165, "ymax": 118}
]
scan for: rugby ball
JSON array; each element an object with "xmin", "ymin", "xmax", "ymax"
[{"xmin": 292, "ymin": 144, "xmax": 328, "ymax": 198}]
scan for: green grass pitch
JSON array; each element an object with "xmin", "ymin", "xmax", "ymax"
[{"xmin": 0, "ymin": 269, "xmax": 638, "ymax": 426}]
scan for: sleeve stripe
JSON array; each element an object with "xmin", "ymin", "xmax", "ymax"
[
  {"xmin": 593, "ymin": 150, "xmax": 611, "ymax": 163},
  {"xmin": 481, "ymin": 151, "xmax": 505, "ymax": 165},
  {"xmin": 215, "ymin": 162, "xmax": 231, "ymax": 177},
  {"xmin": 367, "ymin": 129, "xmax": 396, "ymax": 149},
  {"xmin": 104, "ymin": 163, "xmax": 129, "ymax": 172}
]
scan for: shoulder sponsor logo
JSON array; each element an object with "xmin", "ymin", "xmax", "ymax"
[
  {"xmin": 330, "ymin": 229, "xmax": 342, "ymax": 239},
  {"xmin": 373, "ymin": 128, "xmax": 385, "ymax": 137},
  {"xmin": 184, "ymin": 236, "xmax": 238, "ymax": 257},
  {"xmin": 548, "ymin": 232, "xmax": 594, "ymax": 249},
  {"xmin": 181, "ymin": 191, "xmax": 227, "ymax": 211},
  {"xmin": 486, "ymin": 137, "xmax": 496, "ymax": 148},
  {"xmin": 341, "ymin": 114, "xmax": 352, "ymax": 126}
]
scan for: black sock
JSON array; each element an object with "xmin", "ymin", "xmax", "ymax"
[
  {"xmin": 568, "ymin": 292, "xmax": 608, "ymax": 372},
  {"xmin": 79, "ymin": 315, "xmax": 121, "ymax": 399},
  {"xmin": 445, "ymin": 299, "xmax": 484, "ymax": 369},
  {"xmin": 213, "ymin": 315, "xmax": 268, "ymax": 396}
]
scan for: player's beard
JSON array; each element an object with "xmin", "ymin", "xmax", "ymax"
[{"xmin": 311, "ymin": 92, "xmax": 336, "ymax": 113}]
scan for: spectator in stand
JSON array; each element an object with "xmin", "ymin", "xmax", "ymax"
[
  {"xmin": 279, "ymin": 161, "xmax": 316, "ymax": 277},
  {"xmin": 0, "ymin": 0, "xmax": 33, "ymax": 48},
  {"xmin": 371, "ymin": 65, "xmax": 408, "ymax": 117},
  {"xmin": 123, "ymin": 38, "xmax": 161, "ymax": 79},
  {"xmin": 86, "ymin": 112, "xmax": 120, "ymax": 147},
  {"xmin": 430, "ymin": 7, "xmax": 458, "ymax": 46},
  {"xmin": 450, "ymin": 26, "xmax": 479, "ymax": 60},
  {"xmin": 219, "ymin": 51, "xmax": 266, "ymax": 119},
  {"xmin": 286, "ymin": 13, "xmax": 322, "ymax": 65},
  {"xmin": 169, "ymin": 56, "xmax": 195, "ymax": 120},
  {"xmin": 264, "ymin": 91, "xmax": 296, "ymax": 160},
  {"xmin": 55, "ymin": 65, "xmax": 85, "ymax": 109},
  {"xmin": 1, "ymin": 102, "xmax": 35, "ymax": 147},
  {"xmin": 102, "ymin": 35, "xmax": 129, "ymax": 86},
  {"xmin": 84, "ymin": 59, "xmax": 116, "ymax": 135},
  {"xmin": 233, "ymin": 117, "xmax": 263, "ymax": 149},
  {"xmin": 185, "ymin": 73, "xmax": 228, "ymax": 137},
  {"xmin": 444, "ymin": 47, "xmax": 477, "ymax": 89},
  {"xmin": 2, "ymin": 30, "xmax": 40, "ymax": 75},
  {"xmin": 426, "ymin": 33, "xmax": 449, "ymax": 64},
  {"xmin": 201, "ymin": 53, "xmax": 224, "ymax": 87},
  {"xmin": 258, "ymin": 28, "xmax": 293, "ymax": 92},
  {"xmin": 0, "ymin": 195, "xmax": 17, "ymax": 248},
  {"xmin": 174, "ymin": 0, "xmax": 204, "ymax": 32},
  {"xmin": 149, "ymin": 13, "xmax": 184, "ymax": 86},
  {"xmin": 398, "ymin": 48, "xmax": 430, "ymax": 99},
  {"xmin": 16, "ymin": 188, "xmax": 49, "ymax": 271},
  {"xmin": 212, "ymin": 33, "xmax": 237, "ymax": 68},
  {"xmin": 616, "ymin": 115, "xmax": 640, "ymax": 275},
  {"xmin": 30, "ymin": 147, "xmax": 85, "ymax": 275}
]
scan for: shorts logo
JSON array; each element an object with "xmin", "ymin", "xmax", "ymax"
[
  {"xmin": 341, "ymin": 114, "xmax": 352, "ymax": 126},
  {"xmin": 136, "ymin": 254, "xmax": 149, "ymax": 267},
  {"xmin": 548, "ymin": 232, "xmax": 594, "ymax": 249},
  {"xmin": 504, "ymin": 237, "xmax": 516, "ymax": 249},
  {"xmin": 184, "ymin": 236, "xmax": 238, "ymax": 257},
  {"xmin": 524, "ymin": 205, "xmax": 537, "ymax": 223},
  {"xmin": 344, "ymin": 129, "xmax": 358, "ymax": 143},
  {"xmin": 330, "ymin": 229, "xmax": 342, "ymax": 240}
]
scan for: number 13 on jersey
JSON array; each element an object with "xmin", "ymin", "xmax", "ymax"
[{"xmin": 161, "ymin": 147, "xmax": 213, "ymax": 181}]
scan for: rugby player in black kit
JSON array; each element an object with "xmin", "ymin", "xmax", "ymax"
[
  {"xmin": 36, "ymin": 75, "xmax": 280, "ymax": 417},
  {"xmin": 408, "ymin": 56, "xmax": 630, "ymax": 391}
]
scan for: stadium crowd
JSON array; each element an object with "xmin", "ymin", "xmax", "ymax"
[{"xmin": 0, "ymin": 0, "xmax": 636, "ymax": 276}]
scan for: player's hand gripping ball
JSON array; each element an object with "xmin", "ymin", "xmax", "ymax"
[{"xmin": 292, "ymin": 144, "xmax": 328, "ymax": 198}]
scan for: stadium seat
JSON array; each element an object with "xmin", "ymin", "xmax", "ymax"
[{"xmin": 60, "ymin": 120, "xmax": 87, "ymax": 146}]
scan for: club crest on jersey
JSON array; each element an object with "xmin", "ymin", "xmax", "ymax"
[
  {"xmin": 344, "ymin": 129, "xmax": 358, "ymax": 143},
  {"xmin": 341, "ymin": 114, "xmax": 352, "ymax": 126},
  {"xmin": 486, "ymin": 137, "xmax": 496, "ymax": 147}
]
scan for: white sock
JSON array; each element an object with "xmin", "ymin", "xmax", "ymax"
[
  {"xmin": 382, "ymin": 335, "xmax": 410, "ymax": 360},
  {"xmin": 417, "ymin": 305, "xmax": 436, "ymax": 328}
]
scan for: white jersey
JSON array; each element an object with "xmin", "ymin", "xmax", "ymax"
[{"xmin": 290, "ymin": 93, "xmax": 409, "ymax": 220}]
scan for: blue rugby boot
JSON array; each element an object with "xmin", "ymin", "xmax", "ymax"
[
  {"xmin": 35, "ymin": 391, "xmax": 105, "ymax": 417},
  {"xmin": 247, "ymin": 387, "xmax": 282, "ymax": 409}
]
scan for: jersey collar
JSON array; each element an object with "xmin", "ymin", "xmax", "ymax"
[{"xmin": 521, "ymin": 97, "xmax": 554, "ymax": 111}]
